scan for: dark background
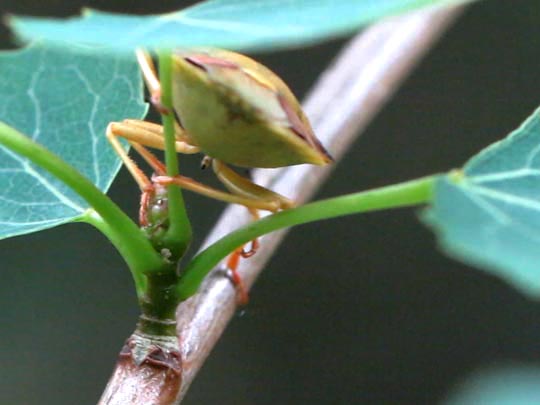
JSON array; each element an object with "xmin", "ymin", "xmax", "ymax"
[{"xmin": 1, "ymin": 0, "xmax": 540, "ymax": 403}]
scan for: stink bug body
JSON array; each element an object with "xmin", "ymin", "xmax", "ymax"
[{"xmin": 106, "ymin": 48, "xmax": 332, "ymax": 303}]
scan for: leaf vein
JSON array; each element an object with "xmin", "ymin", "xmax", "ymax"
[
  {"xmin": 460, "ymin": 183, "xmax": 511, "ymax": 225},
  {"xmin": 468, "ymin": 183, "xmax": 540, "ymax": 214},
  {"xmin": 471, "ymin": 168, "xmax": 540, "ymax": 183},
  {"xmin": 68, "ymin": 65, "xmax": 101, "ymax": 185}
]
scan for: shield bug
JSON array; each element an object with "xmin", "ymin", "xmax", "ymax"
[{"xmin": 106, "ymin": 48, "xmax": 333, "ymax": 302}]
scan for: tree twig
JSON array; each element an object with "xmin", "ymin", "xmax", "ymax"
[{"xmin": 99, "ymin": 4, "xmax": 464, "ymax": 404}]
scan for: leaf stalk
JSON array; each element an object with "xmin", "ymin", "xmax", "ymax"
[{"xmin": 178, "ymin": 174, "xmax": 438, "ymax": 299}]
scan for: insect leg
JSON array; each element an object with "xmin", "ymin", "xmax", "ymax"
[
  {"xmin": 109, "ymin": 120, "xmax": 282, "ymax": 211},
  {"xmin": 153, "ymin": 175, "xmax": 281, "ymax": 212},
  {"xmin": 107, "ymin": 118, "xmax": 200, "ymax": 225},
  {"xmin": 122, "ymin": 119, "xmax": 192, "ymax": 144},
  {"xmin": 135, "ymin": 49, "xmax": 169, "ymax": 114},
  {"xmin": 108, "ymin": 120, "xmax": 199, "ymax": 154},
  {"xmin": 211, "ymin": 159, "xmax": 294, "ymax": 261},
  {"xmin": 211, "ymin": 161, "xmax": 296, "ymax": 305},
  {"xmin": 225, "ymin": 248, "xmax": 249, "ymax": 306},
  {"xmin": 211, "ymin": 160, "xmax": 295, "ymax": 210},
  {"xmin": 106, "ymin": 123, "xmax": 151, "ymax": 191},
  {"xmin": 240, "ymin": 209, "xmax": 260, "ymax": 258},
  {"xmin": 224, "ymin": 208, "xmax": 260, "ymax": 305},
  {"xmin": 106, "ymin": 123, "xmax": 155, "ymax": 225}
]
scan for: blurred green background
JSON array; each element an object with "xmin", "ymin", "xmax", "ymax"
[{"xmin": 1, "ymin": 0, "xmax": 540, "ymax": 403}]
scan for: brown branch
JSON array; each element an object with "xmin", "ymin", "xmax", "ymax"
[{"xmin": 99, "ymin": 4, "xmax": 464, "ymax": 404}]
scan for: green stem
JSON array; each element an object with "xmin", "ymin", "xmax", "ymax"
[
  {"xmin": 157, "ymin": 50, "xmax": 192, "ymax": 260},
  {"xmin": 138, "ymin": 270, "xmax": 180, "ymax": 336},
  {"xmin": 0, "ymin": 121, "xmax": 167, "ymax": 298},
  {"xmin": 177, "ymin": 175, "xmax": 439, "ymax": 299}
]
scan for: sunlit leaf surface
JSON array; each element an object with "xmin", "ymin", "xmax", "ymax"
[
  {"xmin": 9, "ymin": 0, "xmax": 472, "ymax": 53},
  {"xmin": 424, "ymin": 107, "xmax": 540, "ymax": 297},
  {"xmin": 0, "ymin": 43, "xmax": 147, "ymax": 239}
]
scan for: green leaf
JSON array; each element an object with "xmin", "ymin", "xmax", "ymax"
[
  {"xmin": 9, "ymin": 0, "xmax": 473, "ymax": 53},
  {"xmin": 424, "ymin": 107, "xmax": 540, "ymax": 297},
  {"xmin": 443, "ymin": 366, "xmax": 540, "ymax": 404},
  {"xmin": 0, "ymin": 43, "xmax": 147, "ymax": 239}
]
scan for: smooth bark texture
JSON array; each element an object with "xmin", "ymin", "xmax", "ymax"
[{"xmin": 99, "ymin": 4, "xmax": 464, "ymax": 404}]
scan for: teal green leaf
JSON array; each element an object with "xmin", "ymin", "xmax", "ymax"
[
  {"xmin": 0, "ymin": 43, "xmax": 147, "ymax": 239},
  {"xmin": 443, "ymin": 366, "xmax": 540, "ymax": 404},
  {"xmin": 424, "ymin": 107, "xmax": 540, "ymax": 297},
  {"xmin": 9, "ymin": 0, "xmax": 473, "ymax": 53}
]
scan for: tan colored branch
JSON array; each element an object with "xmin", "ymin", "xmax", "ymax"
[{"xmin": 99, "ymin": 4, "xmax": 464, "ymax": 404}]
